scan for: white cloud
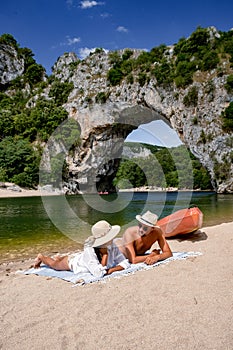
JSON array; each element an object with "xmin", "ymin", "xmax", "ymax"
[
  {"xmin": 80, "ymin": 1, "xmax": 104, "ymax": 9},
  {"xmin": 58, "ymin": 36, "xmax": 81, "ymax": 47},
  {"xmin": 100, "ymin": 12, "xmax": 110, "ymax": 19},
  {"xmin": 67, "ymin": 36, "xmax": 81, "ymax": 45},
  {"xmin": 116, "ymin": 26, "xmax": 128, "ymax": 33},
  {"xmin": 78, "ymin": 47, "xmax": 109, "ymax": 59}
]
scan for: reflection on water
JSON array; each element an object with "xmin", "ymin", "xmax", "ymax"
[{"xmin": 0, "ymin": 191, "xmax": 232, "ymax": 263}]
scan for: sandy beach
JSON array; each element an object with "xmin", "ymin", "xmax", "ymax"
[
  {"xmin": 0, "ymin": 184, "xmax": 180, "ymax": 198},
  {"xmin": 1, "ymin": 221, "xmax": 233, "ymax": 350},
  {"xmin": 0, "ymin": 186, "xmax": 61, "ymax": 198}
]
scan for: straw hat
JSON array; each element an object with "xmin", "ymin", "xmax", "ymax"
[
  {"xmin": 85, "ymin": 220, "xmax": 121, "ymax": 248},
  {"xmin": 136, "ymin": 211, "xmax": 158, "ymax": 227}
]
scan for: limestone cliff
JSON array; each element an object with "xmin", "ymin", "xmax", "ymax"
[
  {"xmin": 0, "ymin": 43, "xmax": 24, "ymax": 84},
  {"xmin": 51, "ymin": 34, "xmax": 233, "ymax": 193},
  {"xmin": 1, "ymin": 28, "xmax": 233, "ymax": 193}
]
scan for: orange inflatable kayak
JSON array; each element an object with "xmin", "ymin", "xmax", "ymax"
[{"xmin": 157, "ymin": 207, "xmax": 203, "ymax": 238}]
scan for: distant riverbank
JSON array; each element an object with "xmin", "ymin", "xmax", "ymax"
[
  {"xmin": 119, "ymin": 186, "xmax": 178, "ymax": 192},
  {"xmin": 0, "ymin": 182, "xmax": 61, "ymax": 198},
  {"xmin": 0, "ymin": 183, "xmax": 212, "ymax": 198}
]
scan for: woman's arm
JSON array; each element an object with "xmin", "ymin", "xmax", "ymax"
[
  {"xmin": 106, "ymin": 265, "xmax": 124, "ymax": 275},
  {"xmin": 101, "ymin": 253, "xmax": 108, "ymax": 266}
]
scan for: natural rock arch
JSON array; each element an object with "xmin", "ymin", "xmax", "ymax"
[
  {"xmin": 65, "ymin": 104, "xmax": 185, "ymax": 193},
  {"xmin": 1, "ymin": 29, "xmax": 233, "ymax": 193},
  {"xmin": 53, "ymin": 44, "xmax": 233, "ymax": 193}
]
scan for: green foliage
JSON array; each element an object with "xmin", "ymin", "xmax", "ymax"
[
  {"xmin": 0, "ymin": 137, "xmax": 40, "ymax": 187},
  {"xmin": 49, "ymin": 80, "xmax": 74, "ymax": 106},
  {"xmin": 136, "ymin": 51, "xmax": 151, "ymax": 66},
  {"xmin": 114, "ymin": 144, "xmax": 212, "ymax": 190},
  {"xmin": 225, "ymin": 75, "xmax": 233, "ymax": 93},
  {"xmin": 174, "ymin": 60, "xmax": 196, "ymax": 87},
  {"xmin": 18, "ymin": 47, "xmax": 36, "ymax": 69},
  {"xmin": 122, "ymin": 49, "xmax": 133, "ymax": 61},
  {"xmin": 214, "ymin": 158, "xmax": 231, "ymax": 182},
  {"xmin": 150, "ymin": 45, "xmax": 167, "ymax": 62},
  {"xmin": 0, "ymin": 167, "xmax": 7, "ymax": 181},
  {"xmin": 106, "ymin": 27, "xmax": 233, "ymax": 88},
  {"xmin": 120, "ymin": 59, "xmax": 133, "ymax": 75},
  {"xmin": 174, "ymin": 27, "xmax": 209, "ymax": 56},
  {"xmin": 126, "ymin": 74, "xmax": 134, "ymax": 84},
  {"xmin": 0, "ymin": 94, "xmax": 69, "ymax": 142},
  {"xmin": 49, "ymin": 154, "xmax": 67, "ymax": 187},
  {"xmin": 25, "ymin": 64, "xmax": 45, "ymax": 86},
  {"xmin": 108, "ymin": 51, "xmax": 121, "ymax": 65},
  {"xmin": 201, "ymin": 51, "xmax": 219, "ymax": 71},
  {"xmin": 0, "ymin": 34, "xmax": 78, "ymax": 188},
  {"xmin": 0, "ymin": 33, "xmax": 18, "ymax": 48},
  {"xmin": 183, "ymin": 86, "xmax": 199, "ymax": 107},
  {"xmin": 69, "ymin": 61, "xmax": 80, "ymax": 72},
  {"xmin": 107, "ymin": 67, "xmax": 124, "ymax": 86},
  {"xmin": 95, "ymin": 91, "xmax": 109, "ymax": 104},
  {"xmin": 0, "ymin": 34, "xmax": 46, "ymax": 88},
  {"xmin": 113, "ymin": 160, "xmax": 147, "ymax": 188},
  {"xmin": 217, "ymin": 30, "xmax": 233, "ymax": 63},
  {"xmin": 221, "ymin": 102, "xmax": 233, "ymax": 131},
  {"xmin": 27, "ymin": 99, "xmax": 68, "ymax": 141},
  {"xmin": 0, "ymin": 90, "xmax": 28, "ymax": 138},
  {"xmin": 199, "ymin": 130, "xmax": 207, "ymax": 144},
  {"xmin": 53, "ymin": 118, "xmax": 81, "ymax": 150},
  {"xmin": 193, "ymin": 165, "xmax": 212, "ymax": 189},
  {"xmin": 138, "ymin": 72, "xmax": 148, "ymax": 86},
  {"xmin": 89, "ymin": 48, "xmax": 105, "ymax": 56},
  {"xmin": 152, "ymin": 60, "xmax": 174, "ymax": 86}
]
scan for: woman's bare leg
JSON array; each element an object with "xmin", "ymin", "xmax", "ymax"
[{"xmin": 34, "ymin": 253, "xmax": 70, "ymax": 271}]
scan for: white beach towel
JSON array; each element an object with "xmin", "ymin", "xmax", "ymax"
[{"xmin": 20, "ymin": 251, "xmax": 202, "ymax": 286}]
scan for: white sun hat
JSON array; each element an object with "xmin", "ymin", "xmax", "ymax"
[
  {"xmin": 136, "ymin": 211, "xmax": 158, "ymax": 227},
  {"xmin": 85, "ymin": 220, "xmax": 121, "ymax": 248}
]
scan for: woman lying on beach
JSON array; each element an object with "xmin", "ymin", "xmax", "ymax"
[{"xmin": 34, "ymin": 220, "xmax": 130, "ymax": 277}]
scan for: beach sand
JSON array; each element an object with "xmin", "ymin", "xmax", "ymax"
[
  {"xmin": 0, "ymin": 187, "xmax": 61, "ymax": 198},
  {"xmin": 0, "ymin": 185, "xmax": 179, "ymax": 198},
  {"xmin": 1, "ymin": 222, "xmax": 233, "ymax": 350}
]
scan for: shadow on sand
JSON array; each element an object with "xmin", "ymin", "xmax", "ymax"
[{"xmin": 167, "ymin": 229, "xmax": 208, "ymax": 243}]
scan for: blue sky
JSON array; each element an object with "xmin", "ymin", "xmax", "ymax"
[
  {"xmin": 125, "ymin": 121, "xmax": 183, "ymax": 147},
  {"xmin": 1, "ymin": 0, "xmax": 232, "ymax": 74},
  {"xmin": 1, "ymin": 0, "xmax": 232, "ymax": 146}
]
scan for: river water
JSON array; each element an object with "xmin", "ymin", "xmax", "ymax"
[{"xmin": 0, "ymin": 191, "xmax": 232, "ymax": 263}]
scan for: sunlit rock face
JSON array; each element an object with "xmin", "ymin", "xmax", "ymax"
[
  {"xmin": 0, "ymin": 44, "xmax": 24, "ymax": 84},
  {"xmin": 51, "ymin": 47, "xmax": 233, "ymax": 193},
  {"xmin": 1, "ymin": 30, "xmax": 233, "ymax": 193}
]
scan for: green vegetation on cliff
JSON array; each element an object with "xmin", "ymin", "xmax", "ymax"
[
  {"xmin": 107, "ymin": 26, "xmax": 233, "ymax": 89},
  {"xmin": 0, "ymin": 34, "xmax": 76, "ymax": 187},
  {"xmin": 114, "ymin": 144, "xmax": 212, "ymax": 190}
]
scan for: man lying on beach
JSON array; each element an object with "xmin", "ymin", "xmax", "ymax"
[
  {"xmin": 34, "ymin": 220, "xmax": 130, "ymax": 277},
  {"xmin": 115, "ymin": 211, "xmax": 172, "ymax": 265}
]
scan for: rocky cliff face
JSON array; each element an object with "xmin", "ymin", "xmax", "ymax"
[
  {"xmin": 0, "ymin": 43, "xmax": 24, "ymax": 84},
  {"xmin": 1, "ymin": 30, "xmax": 233, "ymax": 193},
  {"xmin": 50, "ymin": 47, "xmax": 233, "ymax": 193},
  {"xmin": 122, "ymin": 144, "xmax": 152, "ymax": 159}
]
